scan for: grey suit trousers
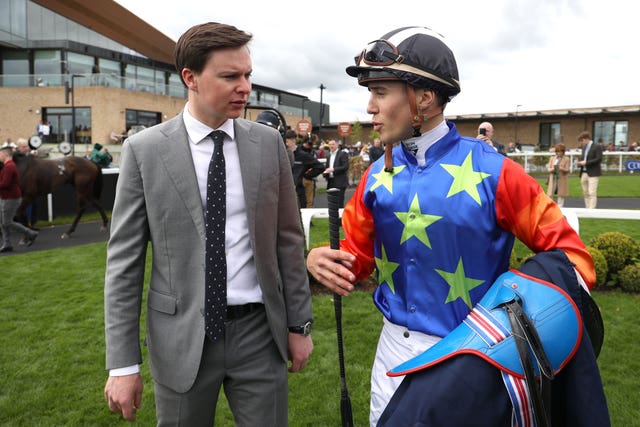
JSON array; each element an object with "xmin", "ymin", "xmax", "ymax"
[{"xmin": 153, "ymin": 306, "xmax": 288, "ymax": 426}]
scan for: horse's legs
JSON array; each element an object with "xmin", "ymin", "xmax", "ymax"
[
  {"xmin": 89, "ymin": 197, "xmax": 109, "ymax": 231},
  {"xmin": 62, "ymin": 200, "xmax": 87, "ymax": 239}
]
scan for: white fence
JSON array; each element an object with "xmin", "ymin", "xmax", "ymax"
[
  {"xmin": 301, "ymin": 207, "xmax": 640, "ymax": 249},
  {"xmin": 508, "ymin": 151, "xmax": 640, "ymax": 174}
]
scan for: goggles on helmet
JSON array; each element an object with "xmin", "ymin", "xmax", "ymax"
[
  {"xmin": 352, "ymin": 39, "xmax": 458, "ymax": 91},
  {"xmin": 356, "ymin": 39, "xmax": 403, "ymax": 67}
]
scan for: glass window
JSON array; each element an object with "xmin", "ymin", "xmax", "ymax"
[
  {"xmin": 539, "ymin": 122, "xmax": 561, "ymax": 150},
  {"xmin": 614, "ymin": 121, "xmax": 628, "ymax": 148},
  {"xmin": 136, "ymin": 66, "xmax": 155, "ymax": 93},
  {"xmin": 124, "ymin": 63, "xmax": 137, "ymax": 90},
  {"xmin": 1, "ymin": 50, "xmax": 29, "ymax": 86},
  {"xmin": 261, "ymin": 92, "xmax": 279, "ymax": 109},
  {"xmin": 125, "ymin": 109, "xmax": 161, "ymax": 133},
  {"xmin": 43, "ymin": 107, "xmax": 91, "ymax": 145},
  {"xmin": 154, "ymin": 70, "xmax": 166, "ymax": 95},
  {"xmin": 99, "ymin": 58, "xmax": 121, "ymax": 88},
  {"xmin": 593, "ymin": 120, "xmax": 627, "ymax": 147},
  {"xmin": 249, "ymin": 89, "xmax": 259, "ymax": 105},
  {"xmin": 168, "ymin": 73, "xmax": 185, "ymax": 98},
  {"xmin": 66, "ymin": 52, "xmax": 94, "ymax": 75},
  {"xmin": 34, "ymin": 50, "xmax": 62, "ymax": 86}
]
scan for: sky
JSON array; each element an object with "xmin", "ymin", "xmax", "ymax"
[{"xmin": 115, "ymin": 0, "xmax": 639, "ymax": 123}]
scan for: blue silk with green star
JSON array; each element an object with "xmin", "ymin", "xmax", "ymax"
[{"xmin": 363, "ymin": 123, "xmax": 513, "ymax": 338}]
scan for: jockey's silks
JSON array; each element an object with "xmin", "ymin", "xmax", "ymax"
[{"xmin": 340, "ymin": 122, "xmax": 594, "ymax": 338}]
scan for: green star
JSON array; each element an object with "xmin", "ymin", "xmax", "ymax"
[
  {"xmin": 394, "ymin": 194, "xmax": 442, "ymax": 248},
  {"xmin": 375, "ymin": 244, "xmax": 400, "ymax": 293},
  {"xmin": 440, "ymin": 151, "xmax": 491, "ymax": 205},
  {"xmin": 435, "ymin": 258, "xmax": 485, "ymax": 308},
  {"xmin": 369, "ymin": 165, "xmax": 406, "ymax": 193}
]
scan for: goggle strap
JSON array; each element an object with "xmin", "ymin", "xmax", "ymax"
[{"xmin": 358, "ymin": 62, "xmax": 457, "ymax": 89}]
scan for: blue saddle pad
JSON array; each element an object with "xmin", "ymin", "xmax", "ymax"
[{"xmin": 389, "ymin": 270, "xmax": 582, "ymax": 378}]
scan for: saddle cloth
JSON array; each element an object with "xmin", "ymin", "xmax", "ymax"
[{"xmin": 388, "ymin": 270, "xmax": 583, "ymax": 379}]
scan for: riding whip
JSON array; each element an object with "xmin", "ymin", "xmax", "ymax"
[{"xmin": 327, "ymin": 187, "xmax": 354, "ymax": 427}]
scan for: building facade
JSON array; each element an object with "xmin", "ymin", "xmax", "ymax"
[{"xmin": 0, "ymin": 0, "xmax": 325, "ymax": 154}]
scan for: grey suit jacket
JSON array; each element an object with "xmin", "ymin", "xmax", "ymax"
[{"xmin": 104, "ymin": 114, "xmax": 312, "ymax": 392}]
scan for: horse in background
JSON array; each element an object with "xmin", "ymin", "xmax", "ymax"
[{"xmin": 13, "ymin": 153, "xmax": 109, "ymax": 238}]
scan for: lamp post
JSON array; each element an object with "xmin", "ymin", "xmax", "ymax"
[
  {"xmin": 318, "ymin": 83, "xmax": 326, "ymax": 140},
  {"xmin": 515, "ymin": 104, "xmax": 522, "ymax": 146},
  {"xmin": 301, "ymin": 97, "xmax": 309, "ymax": 119},
  {"xmin": 70, "ymin": 74, "xmax": 83, "ymax": 156}
]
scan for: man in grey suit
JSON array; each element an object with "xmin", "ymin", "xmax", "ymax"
[{"xmin": 104, "ymin": 22, "xmax": 314, "ymax": 426}]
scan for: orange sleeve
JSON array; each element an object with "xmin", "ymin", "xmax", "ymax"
[
  {"xmin": 339, "ymin": 169, "xmax": 376, "ymax": 282},
  {"xmin": 496, "ymin": 161, "xmax": 596, "ymax": 288}
]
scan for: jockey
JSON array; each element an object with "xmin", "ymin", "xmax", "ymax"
[{"xmin": 306, "ymin": 26, "xmax": 605, "ymax": 426}]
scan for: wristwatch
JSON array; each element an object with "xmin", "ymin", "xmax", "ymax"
[{"xmin": 288, "ymin": 320, "xmax": 312, "ymax": 336}]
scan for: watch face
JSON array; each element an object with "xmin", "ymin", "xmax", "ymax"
[{"xmin": 302, "ymin": 322, "xmax": 311, "ymax": 336}]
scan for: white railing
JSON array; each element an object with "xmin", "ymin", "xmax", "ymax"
[
  {"xmin": 300, "ymin": 207, "xmax": 640, "ymax": 249},
  {"xmin": 2, "ymin": 73, "xmax": 187, "ymax": 98},
  {"xmin": 508, "ymin": 151, "xmax": 640, "ymax": 174}
]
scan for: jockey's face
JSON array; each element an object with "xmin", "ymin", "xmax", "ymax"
[
  {"xmin": 366, "ymin": 81, "xmax": 414, "ymax": 144},
  {"xmin": 181, "ymin": 46, "xmax": 252, "ymax": 129}
]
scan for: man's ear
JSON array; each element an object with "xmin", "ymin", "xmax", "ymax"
[
  {"xmin": 181, "ymin": 68, "xmax": 197, "ymax": 90},
  {"xmin": 416, "ymin": 88, "xmax": 438, "ymax": 112}
]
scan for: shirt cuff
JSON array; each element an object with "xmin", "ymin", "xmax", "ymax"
[{"xmin": 109, "ymin": 364, "xmax": 140, "ymax": 376}]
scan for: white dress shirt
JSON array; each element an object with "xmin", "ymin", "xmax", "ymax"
[{"xmin": 110, "ymin": 106, "xmax": 262, "ymax": 377}]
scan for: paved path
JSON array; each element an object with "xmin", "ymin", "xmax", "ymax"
[
  {"xmin": 2, "ymin": 192, "xmax": 638, "ymax": 257},
  {"xmin": 0, "ymin": 221, "xmax": 109, "ymax": 257}
]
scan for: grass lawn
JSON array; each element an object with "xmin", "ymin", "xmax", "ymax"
[{"xmin": 1, "ymin": 175, "xmax": 638, "ymax": 425}]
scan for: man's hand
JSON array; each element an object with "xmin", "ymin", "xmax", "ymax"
[
  {"xmin": 306, "ymin": 246, "xmax": 356, "ymax": 296},
  {"xmin": 104, "ymin": 373, "xmax": 143, "ymax": 422},
  {"xmin": 288, "ymin": 333, "xmax": 313, "ymax": 372}
]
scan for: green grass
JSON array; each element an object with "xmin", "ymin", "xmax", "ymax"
[
  {"xmin": 535, "ymin": 174, "xmax": 640, "ymax": 198},
  {"xmin": 1, "ymin": 220, "xmax": 639, "ymax": 425},
  {"xmin": 1, "ymin": 174, "xmax": 638, "ymax": 426}
]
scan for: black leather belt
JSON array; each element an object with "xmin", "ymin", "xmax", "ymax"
[{"xmin": 226, "ymin": 303, "xmax": 263, "ymax": 320}]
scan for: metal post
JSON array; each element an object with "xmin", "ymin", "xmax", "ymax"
[
  {"xmin": 71, "ymin": 75, "xmax": 76, "ymax": 156},
  {"xmin": 515, "ymin": 104, "xmax": 522, "ymax": 145},
  {"xmin": 319, "ymin": 83, "xmax": 326, "ymax": 140},
  {"xmin": 302, "ymin": 97, "xmax": 308, "ymax": 119}
]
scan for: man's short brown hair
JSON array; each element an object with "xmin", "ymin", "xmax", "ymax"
[
  {"xmin": 578, "ymin": 131, "xmax": 591, "ymax": 141},
  {"xmin": 285, "ymin": 129, "xmax": 298, "ymax": 140},
  {"xmin": 174, "ymin": 22, "xmax": 252, "ymax": 87}
]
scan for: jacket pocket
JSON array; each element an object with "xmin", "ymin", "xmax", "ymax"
[{"xmin": 148, "ymin": 288, "xmax": 177, "ymax": 315}]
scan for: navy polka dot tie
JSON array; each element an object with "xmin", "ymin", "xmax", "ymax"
[{"xmin": 205, "ymin": 130, "xmax": 226, "ymax": 341}]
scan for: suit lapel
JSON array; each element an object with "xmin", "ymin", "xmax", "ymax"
[
  {"xmin": 157, "ymin": 116, "xmax": 206, "ymax": 236},
  {"xmin": 234, "ymin": 120, "xmax": 261, "ymax": 232}
]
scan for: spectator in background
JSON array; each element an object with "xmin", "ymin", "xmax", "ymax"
[
  {"xmin": 629, "ymin": 142, "xmax": 639, "ymax": 152},
  {"xmin": 0, "ymin": 147, "xmax": 38, "ymax": 252},
  {"xmin": 36, "ymin": 120, "xmax": 51, "ymax": 143},
  {"xmin": 302, "ymin": 135, "xmax": 320, "ymax": 208},
  {"xmin": 90, "ymin": 143, "xmax": 113, "ymax": 168},
  {"xmin": 477, "ymin": 122, "xmax": 506, "ymax": 155},
  {"xmin": 507, "ymin": 142, "xmax": 520, "ymax": 153},
  {"xmin": 577, "ymin": 131, "xmax": 603, "ymax": 209},
  {"xmin": 14, "ymin": 138, "xmax": 38, "ymax": 230},
  {"xmin": 369, "ymin": 137, "xmax": 384, "ymax": 163},
  {"xmin": 323, "ymin": 139, "xmax": 349, "ymax": 207},
  {"xmin": 284, "ymin": 130, "xmax": 324, "ymax": 209},
  {"xmin": 546, "ymin": 143, "xmax": 570, "ymax": 207}
]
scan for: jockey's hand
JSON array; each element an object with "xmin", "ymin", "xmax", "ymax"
[{"xmin": 307, "ymin": 246, "xmax": 356, "ymax": 296}]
